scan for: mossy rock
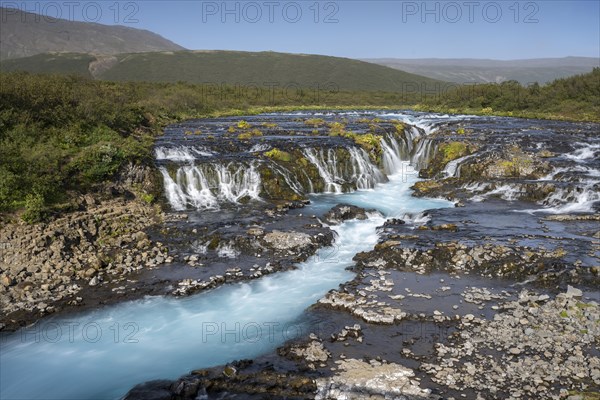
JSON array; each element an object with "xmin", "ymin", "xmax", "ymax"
[
  {"xmin": 264, "ymin": 148, "xmax": 292, "ymax": 162},
  {"xmin": 412, "ymin": 180, "xmax": 443, "ymax": 195},
  {"xmin": 421, "ymin": 141, "xmax": 472, "ymax": 177},
  {"xmin": 258, "ymin": 165, "xmax": 306, "ymax": 201}
]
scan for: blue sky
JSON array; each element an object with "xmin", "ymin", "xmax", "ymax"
[{"xmin": 9, "ymin": 1, "xmax": 600, "ymax": 59}]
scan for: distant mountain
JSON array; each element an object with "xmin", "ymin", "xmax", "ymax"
[
  {"xmin": 363, "ymin": 57, "xmax": 600, "ymax": 85},
  {"xmin": 1, "ymin": 50, "xmax": 444, "ymax": 92},
  {"xmin": 0, "ymin": 7, "xmax": 184, "ymax": 60}
]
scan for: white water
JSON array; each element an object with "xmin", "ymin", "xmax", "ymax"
[
  {"xmin": 443, "ymin": 153, "xmax": 477, "ymax": 178},
  {"xmin": 379, "ymin": 112, "xmax": 477, "ymax": 135},
  {"xmin": 472, "ymin": 184, "xmax": 524, "ymax": 202},
  {"xmin": 539, "ymin": 165, "xmax": 600, "ymax": 181},
  {"xmin": 347, "ymin": 147, "xmax": 387, "ymax": 190},
  {"xmin": 410, "ymin": 138, "xmax": 435, "ymax": 170},
  {"xmin": 155, "ymin": 146, "xmax": 213, "ymax": 161},
  {"xmin": 0, "ymin": 165, "xmax": 451, "ymax": 400},
  {"xmin": 160, "ymin": 163, "xmax": 261, "ymax": 211},
  {"xmin": 381, "ymin": 133, "xmax": 405, "ymax": 175},
  {"xmin": 564, "ymin": 142, "xmax": 600, "ymax": 162},
  {"xmin": 303, "ymin": 148, "xmax": 344, "ymax": 193},
  {"xmin": 302, "ymin": 147, "xmax": 386, "ymax": 193},
  {"xmin": 526, "ymin": 183, "xmax": 600, "ymax": 214}
]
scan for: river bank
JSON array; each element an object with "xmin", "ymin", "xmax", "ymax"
[{"xmin": 1, "ymin": 110, "xmax": 598, "ymax": 399}]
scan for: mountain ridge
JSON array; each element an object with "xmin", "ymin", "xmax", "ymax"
[
  {"xmin": 363, "ymin": 57, "xmax": 599, "ymax": 84},
  {"xmin": 0, "ymin": 7, "xmax": 184, "ymax": 60}
]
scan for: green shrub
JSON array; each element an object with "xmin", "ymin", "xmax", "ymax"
[
  {"xmin": 237, "ymin": 120, "xmax": 251, "ymax": 129},
  {"xmin": 304, "ymin": 118, "xmax": 325, "ymax": 127},
  {"xmin": 238, "ymin": 129, "xmax": 263, "ymax": 140},
  {"xmin": 264, "ymin": 148, "xmax": 292, "ymax": 162},
  {"xmin": 22, "ymin": 193, "xmax": 46, "ymax": 223},
  {"xmin": 328, "ymin": 122, "xmax": 347, "ymax": 136}
]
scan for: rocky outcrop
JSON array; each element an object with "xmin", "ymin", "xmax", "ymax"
[
  {"xmin": 323, "ymin": 204, "xmax": 379, "ymax": 225},
  {"xmin": 0, "ymin": 196, "xmax": 165, "ymax": 329},
  {"xmin": 316, "ymin": 358, "xmax": 433, "ymax": 400},
  {"xmin": 422, "ymin": 289, "xmax": 600, "ymax": 399},
  {"xmin": 124, "ymin": 359, "xmax": 317, "ymax": 400}
]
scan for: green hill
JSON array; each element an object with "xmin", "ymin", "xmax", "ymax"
[
  {"xmin": 0, "ymin": 50, "xmax": 444, "ymax": 92},
  {"xmin": 0, "ymin": 53, "xmax": 95, "ymax": 77}
]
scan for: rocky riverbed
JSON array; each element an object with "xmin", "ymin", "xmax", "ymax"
[{"xmin": 2, "ymin": 111, "xmax": 598, "ymax": 399}]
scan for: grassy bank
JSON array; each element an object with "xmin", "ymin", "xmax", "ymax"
[
  {"xmin": 1, "ymin": 69, "xmax": 598, "ymax": 222},
  {"xmin": 414, "ymin": 68, "xmax": 600, "ymax": 123},
  {"xmin": 0, "ymin": 72, "xmax": 411, "ymax": 222}
]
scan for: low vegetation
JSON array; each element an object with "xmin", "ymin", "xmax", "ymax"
[
  {"xmin": 264, "ymin": 148, "xmax": 292, "ymax": 163},
  {"xmin": 417, "ymin": 68, "xmax": 600, "ymax": 122},
  {"xmin": 1, "ymin": 67, "xmax": 598, "ymax": 222}
]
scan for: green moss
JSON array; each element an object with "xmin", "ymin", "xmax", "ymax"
[
  {"xmin": 140, "ymin": 193, "xmax": 155, "ymax": 204},
  {"xmin": 439, "ymin": 142, "xmax": 469, "ymax": 164},
  {"xmin": 559, "ymin": 310, "xmax": 569, "ymax": 318},
  {"xmin": 328, "ymin": 122, "xmax": 347, "ymax": 136},
  {"xmin": 264, "ymin": 148, "xmax": 292, "ymax": 162},
  {"xmin": 304, "ymin": 118, "xmax": 325, "ymax": 127},
  {"xmin": 237, "ymin": 120, "xmax": 251, "ymax": 129},
  {"xmin": 412, "ymin": 180, "xmax": 443, "ymax": 194},
  {"xmin": 258, "ymin": 165, "xmax": 305, "ymax": 201},
  {"xmin": 237, "ymin": 129, "xmax": 263, "ymax": 140},
  {"xmin": 207, "ymin": 236, "xmax": 220, "ymax": 250},
  {"xmin": 347, "ymin": 132, "xmax": 383, "ymax": 155},
  {"xmin": 393, "ymin": 122, "xmax": 406, "ymax": 134}
]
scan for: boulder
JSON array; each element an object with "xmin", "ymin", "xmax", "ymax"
[{"xmin": 323, "ymin": 204, "xmax": 378, "ymax": 225}]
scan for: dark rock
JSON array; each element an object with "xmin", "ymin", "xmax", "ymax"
[
  {"xmin": 324, "ymin": 204, "xmax": 378, "ymax": 225},
  {"xmin": 124, "ymin": 379, "xmax": 175, "ymax": 400}
]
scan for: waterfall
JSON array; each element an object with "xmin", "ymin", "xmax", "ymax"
[
  {"xmin": 380, "ymin": 133, "xmax": 405, "ymax": 175},
  {"xmin": 303, "ymin": 147, "xmax": 386, "ymax": 193},
  {"xmin": 269, "ymin": 163, "xmax": 305, "ymax": 194},
  {"xmin": 539, "ymin": 183, "xmax": 600, "ymax": 213},
  {"xmin": 160, "ymin": 163, "xmax": 261, "ymax": 210},
  {"xmin": 380, "ymin": 127, "xmax": 437, "ymax": 176},
  {"xmin": 411, "ymin": 138, "xmax": 435, "ymax": 170},
  {"xmin": 348, "ymin": 147, "xmax": 386, "ymax": 189},
  {"xmin": 443, "ymin": 153, "xmax": 477, "ymax": 178},
  {"xmin": 303, "ymin": 148, "xmax": 344, "ymax": 193}
]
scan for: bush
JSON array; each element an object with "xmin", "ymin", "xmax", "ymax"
[
  {"xmin": 264, "ymin": 148, "xmax": 292, "ymax": 162},
  {"xmin": 328, "ymin": 122, "xmax": 347, "ymax": 136},
  {"xmin": 22, "ymin": 193, "xmax": 46, "ymax": 223},
  {"xmin": 238, "ymin": 129, "xmax": 263, "ymax": 140}
]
